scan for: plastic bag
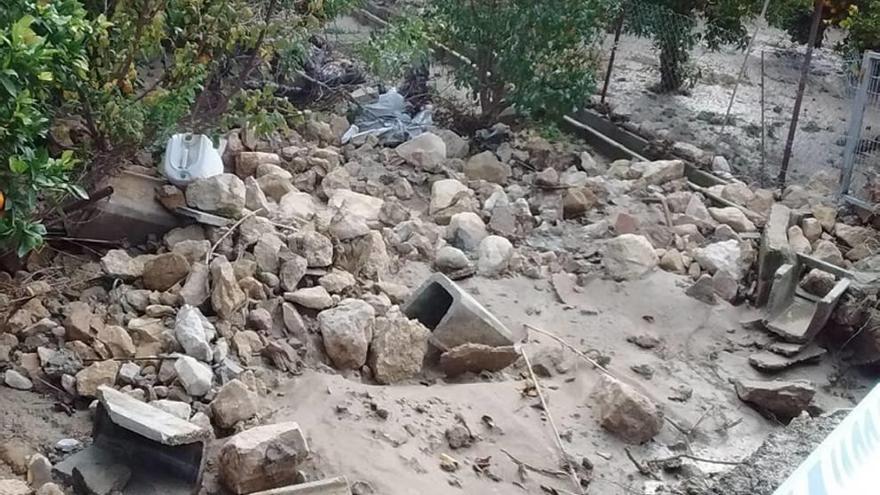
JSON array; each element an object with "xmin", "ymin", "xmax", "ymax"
[{"xmin": 342, "ymin": 89, "xmax": 433, "ymax": 146}]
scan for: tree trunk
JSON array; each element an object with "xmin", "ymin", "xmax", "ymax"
[{"xmin": 658, "ymin": 36, "xmax": 688, "ymax": 93}]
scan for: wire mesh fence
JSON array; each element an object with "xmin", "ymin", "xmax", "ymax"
[{"xmin": 841, "ymin": 51, "xmax": 880, "ymax": 208}]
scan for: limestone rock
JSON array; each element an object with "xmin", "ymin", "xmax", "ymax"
[
  {"xmin": 186, "ymin": 174, "xmax": 246, "ymax": 216},
  {"xmin": 279, "ymin": 255, "xmax": 308, "ymax": 292},
  {"xmin": 435, "ymin": 129, "xmax": 468, "ymax": 159},
  {"xmin": 4, "ymin": 370, "xmax": 32, "ymax": 390},
  {"xmin": 277, "ymin": 191, "xmax": 319, "ymax": 221},
  {"xmin": 395, "ymin": 132, "xmax": 447, "ymax": 171},
  {"xmin": 368, "ymin": 310, "xmax": 430, "ymax": 384},
  {"xmin": 694, "ymin": 240, "xmax": 745, "ymax": 279},
  {"xmin": 328, "ymin": 211, "xmax": 370, "ymax": 241},
  {"xmin": 253, "ymin": 234, "xmax": 284, "ymax": 273},
  {"xmin": 174, "ymin": 355, "xmax": 213, "ymax": 397},
  {"xmin": 75, "ymin": 361, "xmax": 120, "ymax": 398},
  {"xmin": 174, "ymin": 305, "xmax": 216, "ymax": 362},
  {"xmin": 95, "ymin": 325, "xmax": 136, "ymax": 358},
  {"xmin": 256, "ymin": 173, "xmax": 295, "ymax": 202},
  {"xmin": 211, "ymin": 256, "xmax": 246, "ymax": 320},
  {"xmin": 142, "ymin": 253, "xmax": 190, "ymax": 291},
  {"xmin": 219, "ymin": 422, "xmax": 309, "ymax": 494},
  {"xmin": 603, "ymin": 234, "xmax": 659, "ymax": 281},
  {"xmin": 594, "ymin": 375, "xmax": 663, "ymax": 444},
  {"xmin": 447, "ymin": 212, "xmax": 488, "ymax": 252},
  {"xmin": 477, "ymin": 235, "xmax": 513, "ymax": 277},
  {"xmin": 180, "ymin": 262, "xmax": 210, "ymax": 307},
  {"xmin": 150, "ymin": 399, "xmax": 192, "ymax": 420},
  {"xmin": 686, "ymin": 274, "xmax": 717, "ymax": 305},
  {"xmin": 317, "ymin": 299, "xmax": 375, "ymax": 369},
  {"xmin": 631, "ymin": 160, "xmax": 684, "ymax": 185},
  {"xmin": 800, "ymin": 269, "xmax": 836, "ymax": 297},
  {"xmin": 434, "ymin": 246, "xmax": 471, "ymax": 273},
  {"xmin": 285, "ymin": 287, "xmax": 333, "ymax": 310},
  {"xmin": 464, "ymin": 151, "xmax": 511, "ymax": 184},
  {"xmin": 835, "ymin": 223, "xmax": 873, "ymax": 248},
  {"xmin": 709, "ymin": 207, "xmax": 756, "ymax": 233},
  {"xmin": 319, "ymin": 270, "xmax": 356, "ymax": 294},
  {"xmin": 171, "ymin": 240, "xmax": 210, "ymax": 265},
  {"xmin": 801, "ymin": 218, "xmax": 822, "ymax": 242},
  {"xmin": 430, "ymin": 179, "xmax": 476, "ymax": 224},
  {"xmin": 812, "ymin": 205, "xmax": 837, "ymax": 232},
  {"xmin": 562, "ymin": 187, "xmax": 597, "ymax": 219},
  {"xmin": 289, "ymin": 231, "xmax": 333, "ymax": 267},
  {"xmin": 787, "ymin": 226, "xmax": 812, "ymax": 254},
  {"xmin": 211, "ymin": 379, "xmax": 258, "ymax": 429},
  {"xmin": 101, "ymin": 250, "xmax": 145, "ymax": 279},
  {"xmin": 328, "ymin": 189, "xmax": 384, "ymax": 223},
  {"xmin": 0, "ymin": 479, "xmax": 32, "ymax": 495},
  {"xmin": 244, "ymin": 176, "xmax": 272, "ymax": 216},
  {"xmin": 439, "ymin": 344, "xmax": 520, "ymax": 376},
  {"xmin": 236, "ymin": 151, "xmax": 281, "ymax": 177},
  {"xmin": 658, "ymin": 249, "xmax": 686, "ymax": 274},
  {"xmin": 721, "ymin": 182, "xmax": 755, "ymax": 206},
  {"xmin": 812, "ymin": 239, "xmax": 844, "ymax": 267}
]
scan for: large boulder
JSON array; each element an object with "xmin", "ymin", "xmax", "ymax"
[
  {"xmin": 594, "ymin": 375, "xmax": 663, "ymax": 444},
  {"xmin": 447, "ymin": 212, "xmax": 488, "ymax": 252},
  {"xmin": 464, "ymin": 151, "xmax": 511, "ymax": 184},
  {"xmin": 429, "ymin": 179, "xmax": 476, "ymax": 224},
  {"xmin": 75, "ymin": 361, "xmax": 120, "ymax": 398},
  {"xmin": 395, "ymin": 132, "xmax": 447, "ymax": 171},
  {"xmin": 602, "ymin": 234, "xmax": 659, "ymax": 281},
  {"xmin": 477, "ymin": 235, "xmax": 513, "ymax": 277},
  {"xmin": 277, "ymin": 191, "xmax": 319, "ymax": 222},
  {"xmin": 735, "ymin": 379, "xmax": 815, "ymax": 421},
  {"xmin": 219, "ymin": 422, "xmax": 309, "ymax": 494},
  {"xmin": 186, "ymin": 174, "xmax": 246, "ymax": 216},
  {"xmin": 174, "ymin": 355, "xmax": 213, "ymax": 397},
  {"xmin": 694, "ymin": 240, "xmax": 746, "ymax": 279},
  {"xmin": 812, "ymin": 239, "xmax": 844, "ymax": 267},
  {"xmin": 435, "ymin": 129, "xmax": 469, "ymax": 159},
  {"xmin": 328, "ymin": 189, "xmax": 384, "ymax": 223},
  {"xmin": 317, "ymin": 299, "xmax": 375, "ymax": 369},
  {"xmin": 368, "ymin": 310, "xmax": 430, "ymax": 384}
]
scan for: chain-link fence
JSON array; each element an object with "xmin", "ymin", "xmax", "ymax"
[
  {"xmin": 596, "ymin": 2, "xmax": 854, "ymax": 188},
  {"xmin": 841, "ymin": 51, "xmax": 880, "ymax": 208}
]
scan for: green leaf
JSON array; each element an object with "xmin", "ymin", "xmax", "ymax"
[
  {"xmin": 8, "ymin": 157, "xmax": 27, "ymax": 174},
  {"xmin": 37, "ymin": 71, "xmax": 53, "ymax": 81},
  {"xmin": 68, "ymin": 184, "xmax": 88, "ymax": 199},
  {"xmin": 0, "ymin": 75, "xmax": 17, "ymax": 96}
]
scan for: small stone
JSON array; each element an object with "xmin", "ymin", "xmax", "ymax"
[
  {"xmin": 535, "ymin": 167, "xmax": 559, "ymax": 186},
  {"xmin": 54, "ymin": 439, "xmax": 82, "ymax": 453},
  {"xmin": 712, "ymin": 156, "xmax": 731, "ymax": 174},
  {"xmin": 447, "ymin": 212, "xmax": 488, "ymax": 252},
  {"xmin": 27, "ymin": 453, "xmax": 52, "ymax": 489},
  {"xmin": 327, "ymin": 189, "xmax": 384, "ymax": 223},
  {"xmin": 100, "ymin": 250, "xmax": 144, "ymax": 279},
  {"xmin": 211, "ymin": 256, "xmax": 247, "ymax": 319},
  {"xmin": 439, "ymin": 344, "xmax": 520, "ymax": 376},
  {"xmin": 801, "ymin": 218, "xmax": 822, "ymax": 242},
  {"xmin": 435, "ymin": 129, "xmax": 469, "ymax": 159},
  {"xmin": 219, "ymin": 422, "xmax": 310, "ymax": 494},
  {"xmin": 720, "ymin": 182, "xmax": 754, "ymax": 205},
  {"xmin": 95, "ymin": 325, "xmax": 136, "ymax": 358},
  {"xmin": 174, "ymin": 355, "xmax": 213, "ymax": 397},
  {"xmin": 631, "ymin": 160, "xmax": 684, "ymax": 185},
  {"xmin": 603, "ymin": 234, "xmax": 659, "ymax": 281},
  {"xmin": 734, "ymin": 379, "xmax": 815, "ymax": 421},
  {"xmin": 708, "ymin": 207, "xmax": 756, "ymax": 232},
  {"xmin": 75, "ymin": 361, "xmax": 120, "ymax": 398},
  {"xmin": 4, "ymin": 370, "xmax": 33, "ymax": 390},
  {"xmin": 714, "ymin": 224, "xmax": 739, "ymax": 241},
  {"xmin": 434, "ymin": 246, "xmax": 471, "ymax": 273},
  {"xmin": 395, "ymin": 132, "xmax": 447, "ymax": 171},
  {"xmin": 686, "ymin": 275, "xmax": 717, "ymax": 305},
  {"xmin": 658, "ymin": 249, "xmax": 686, "ymax": 274},
  {"xmin": 279, "ymin": 255, "xmax": 308, "ymax": 292},
  {"xmin": 244, "ymin": 177, "xmax": 272, "ymax": 216},
  {"xmin": 430, "ymin": 179, "xmax": 476, "ymax": 224},
  {"xmin": 186, "ymin": 173, "xmax": 246, "ymax": 216},
  {"xmin": 627, "ymin": 334, "xmax": 661, "ymax": 349},
  {"xmin": 253, "ymin": 234, "xmax": 284, "ymax": 274},
  {"xmin": 464, "ymin": 151, "xmax": 511, "ymax": 184},
  {"xmin": 593, "ymin": 374, "xmax": 663, "ymax": 444},
  {"xmin": 812, "ymin": 205, "xmax": 837, "ymax": 231},
  {"xmin": 712, "ymin": 270, "xmax": 738, "ymax": 302},
  {"xmin": 180, "ymin": 262, "xmax": 211, "ymax": 307},
  {"xmin": 477, "ymin": 235, "xmax": 513, "ymax": 277},
  {"xmin": 247, "ymin": 308, "xmax": 272, "ymax": 331},
  {"xmin": 117, "ymin": 362, "xmax": 140, "ymax": 385},
  {"xmin": 317, "ymin": 299, "xmax": 376, "ymax": 370},
  {"xmin": 36, "ymin": 483, "xmax": 64, "ymax": 495},
  {"xmin": 368, "ymin": 310, "xmax": 430, "ymax": 384},
  {"xmin": 211, "ymin": 379, "xmax": 258, "ymax": 429},
  {"xmin": 319, "ymin": 270, "xmax": 356, "ymax": 294},
  {"xmin": 285, "ymin": 287, "xmax": 334, "ymax": 310},
  {"xmin": 812, "ymin": 239, "xmax": 844, "ymax": 267},
  {"xmin": 63, "ymin": 301, "xmax": 96, "ymax": 342},
  {"xmin": 289, "ymin": 231, "xmax": 333, "ymax": 267},
  {"xmin": 445, "ymin": 425, "xmax": 473, "ymax": 449},
  {"xmin": 800, "ymin": 269, "xmax": 836, "ymax": 297},
  {"xmin": 562, "ymin": 187, "xmax": 597, "ymax": 219},
  {"xmin": 175, "ymin": 305, "xmax": 216, "ymax": 362},
  {"xmin": 787, "ymin": 226, "xmax": 812, "ymax": 254},
  {"xmin": 236, "ymin": 151, "xmax": 281, "ymax": 177}
]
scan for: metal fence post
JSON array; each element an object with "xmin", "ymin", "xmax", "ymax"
[
  {"xmin": 840, "ymin": 51, "xmax": 875, "ymax": 199},
  {"xmin": 600, "ymin": 7, "xmax": 626, "ymax": 107}
]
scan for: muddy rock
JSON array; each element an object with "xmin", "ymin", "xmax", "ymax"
[
  {"xmin": 96, "ymin": 325, "xmax": 136, "ymax": 358},
  {"xmin": 253, "ymin": 234, "xmax": 284, "ymax": 274},
  {"xmin": 219, "ymin": 422, "xmax": 310, "ymax": 494},
  {"xmin": 430, "ymin": 179, "xmax": 477, "ymax": 224},
  {"xmin": 43, "ymin": 348, "xmax": 83, "ymax": 379},
  {"xmin": 812, "ymin": 205, "xmax": 836, "ymax": 231},
  {"xmin": 101, "ymin": 250, "xmax": 145, "ymax": 280},
  {"xmin": 800, "ymin": 269, "xmax": 836, "ymax": 297},
  {"xmin": 603, "ymin": 234, "xmax": 659, "ymax": 281},
  {"xmin": 593, "ymin": 374, "xmax": 663, "ymax": 444},
  {"xmin": 439, "ymin": 344, "xmax": 520, "ymax": 376},
  {"xmin": 368, "ymin": 310, "xmax": 430, "ymax": 384},
  {"xmin": 786, "ymin": 226, "xmax": 812, "ymax": 254},
  {"xmin": 708, "ymin": 207, "xmax": 756, "ymax": 233},
  {"xmin": 658, "ymin": 249, "xmax": 686, "ymax": 274},
  {"xmin": 328, "ymin": 211, "xmax": 370, "ymax": 241},
  {"xmin": 435, "ymin": 129, "xmax": 468, "ymax": 159},
  {"xmin": 4, "ymin": 369, "xmax": 33, "ymax": 390},
  {"xmin": 686, "ymin": 274, "xmax": 717, "ymax": 304},
  {"xmin": 811, "ymin": 239, "xmax": 844, "ymax": 267},
  {"xmin": 317, "ymin": 299, "xmax": 375, "ymax": 370},
  {"xmin": 734, "ymin": 379, "xmax": 815, "ymax": 421},
  {"xmin": 464, "ymin": 151, "xmax": 511, "ymax": 184},
  {"xmin": 562, "ymin": 187, "xmax": 598, "ymax": 219},
  {"xmin": 835, "ymin": 223, "xmax": 872, "ymax": 248},
  {"xmin": 289, "ymin": 231, "xmax": 333, "ymax": 267},
  {"xmin": 174, "ymin": 355, "xmax": 213, "ymax": 397},
  {"xmin": 395, "ymin": 132, "xmax": 447, "ymax": 171},
  {"xmin": 211, "ymin": 256, "xmax": 247, "ymax": 320},
  {"xmin": 75, "ymin": 361, "xmax": 120, "ymax": 398},
  {"xmin": 27, "ymin": 453, "xmax": 52, "ymax": 488},
  {"xmin": 631, "ymin": 159, "xmax": 684, "ymax": 185},
  {"xmin": 801, "ymin": 218, "xmax": 822, "ymax": 242},
  {"xmin": 328, "ymin": 189, "xmax": 384, "ymax": 223},
  {"xmin": 448, "ymin": 212, "xmax": 488, "ymax": 252},
  {"xmin": 277, "ymin": 191, "xmax": 319, "ymax": 222},
  {"xmin": 319, "ymin": 270, "xmax": 356, "ymax": 294},
  {"xmin": 721, "ymin": 182, "xmax": 755, "ymax": 206},
  {"xmin": 445, "ymin": 425, "xmax": 473, "ymax": 450},
  {"xmin": 434, "ymin": 246, "xmax": 471, "ymax": 273},
  {"xmin": 186, "ymin": 174, "xmax": 246, "ymax": 216},
  {"xmin": 477, "ymin": 235, "xmax": 513, "ymax": 277},
  {"xmin": 175, "ymin": 305, "xmax": 216, "ymax": 362},
  {"xmin": 286, "ymin": 287, "xmax": 334, "ymax": 310},
  {"xmin": 211, "ymin": 379, "xmax": 258, "ymax": 429},
  {"xmin": 180, "ymin": 262, "xmax": 210, "ymax": 307}
]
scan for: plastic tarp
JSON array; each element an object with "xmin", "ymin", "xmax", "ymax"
[{"xmin": 342, "ymin": 89, "xmax": 432, "ymax": 146}]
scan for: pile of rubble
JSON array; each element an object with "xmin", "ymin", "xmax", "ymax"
[{"xmin": 2, "ymin": 106, "xmax": 880, "ymax": 493}]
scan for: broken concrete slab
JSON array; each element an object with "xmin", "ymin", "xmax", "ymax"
[
  {"xmin": 734, "ymin": 379, "xmax": 815, "ymax": 421},
  {"xmin": 249, "ymin": 477, "xmax": 351, "ymax": 495},
  {"xmin": 757, "ymin": 204, "xmax": 794, "ymax": 306},
  {"xmin": 763, "ymin": 263, "xmax": 850, "ymax": 343},
  {"xmin": 748, "ymin": 345, "xmax": 826, "ymax": 372},
  {"xmin": 402, "ymin": 273, "xmax": 523, "ymax": 351},
  {"xmin": 98, "ymin": 386, "xmax": 210, "ymax": 446},
  {"xmin": 73, "ymin": 459, "xmax": 132, "ymax": 495},
  {"xmin": 219, "ymin": 422, "xmax": 310, "ymax": 494}
]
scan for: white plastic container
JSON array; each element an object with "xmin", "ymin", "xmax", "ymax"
[{"xmin": 162, "ymin": 133, "xmax": 225, "ymax": 186}]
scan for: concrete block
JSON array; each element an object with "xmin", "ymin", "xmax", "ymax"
[
  {"xmin": 756, "ymin": 204, "xmax": 795, "ymax": 306},
  {"xmin": 401, "ymin": 273, "xmax": 522, "ymax": 351},
  {"xmin": 250, "ymin": 477, "xmax": 351, "ymax": 495},
  {"xmin": 764, "ymin": 264, "xmax": 850, "ymax": 343}
]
